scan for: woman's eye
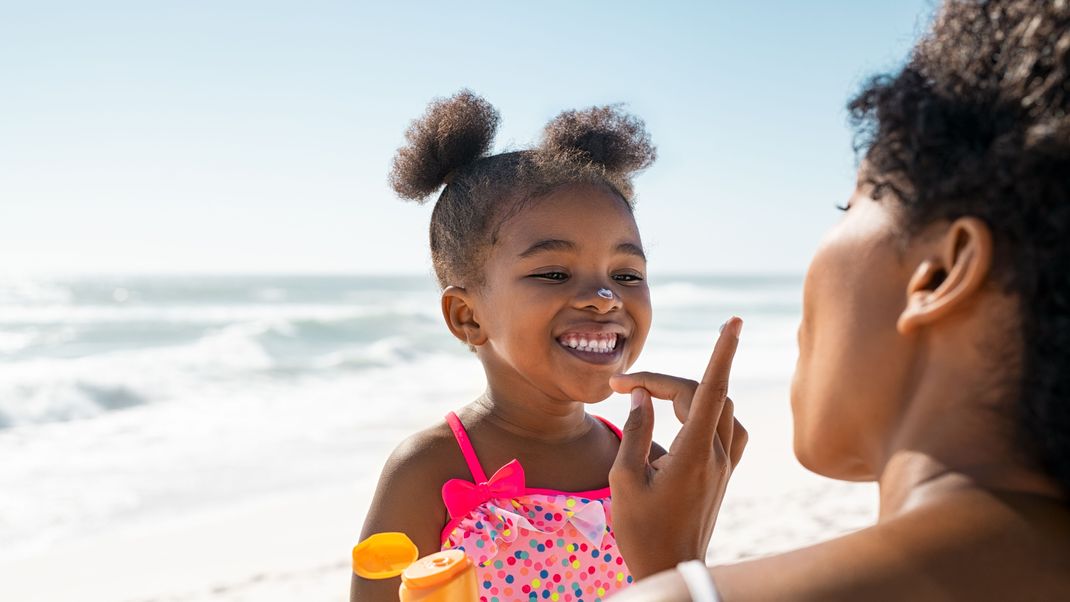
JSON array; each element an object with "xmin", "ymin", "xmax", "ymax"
[
  {"xmin": 613, "ymin": 273, "xmax": 644, "ymax": 283},
  {"xmin": 532, "ymin": 272, "xmax": 569, "ymax": 281},
  {"xmin": 835, "ymin": 203, "xmax": 850, "ymax": 212}
]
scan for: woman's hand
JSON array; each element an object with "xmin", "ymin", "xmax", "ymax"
[{"xmin": 607, "ymin": 317, "xmax": 747, "ymax": 580}]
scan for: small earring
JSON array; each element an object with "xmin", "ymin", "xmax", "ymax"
[{"xmin": 597, "ymin": 288, "xmax": 615, "ymax": 300}]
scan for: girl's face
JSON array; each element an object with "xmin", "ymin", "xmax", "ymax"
[
  {"xmin": 791, "ymin": 173, "xmax": 918, "ymax": 480},
  {"xmin": 473, "ymin": 183, "xmax": 652, "ymax": 404}
]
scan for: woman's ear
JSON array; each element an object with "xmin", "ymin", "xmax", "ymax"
[
  {"xmin": 441, "ymin": 286, "xmax": 488, "ymax": 347},
  {"xmin": 897, "ymin": 217, "xmax": 994, "ymax": 334}
]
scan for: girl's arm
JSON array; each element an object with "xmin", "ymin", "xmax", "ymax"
[{"xmin": 350, "ymin": 430, "xmax": 454, "ymax": 602}]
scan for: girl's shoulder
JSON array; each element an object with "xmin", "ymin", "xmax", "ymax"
[
  {"xmin": 361, "ymin": 419, "xmax": 475, "ymax": 547},
  {"xmin": 382, "ymin": 419, "xmax": 472, "ymax": 486}
]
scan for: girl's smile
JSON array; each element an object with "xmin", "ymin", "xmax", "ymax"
[
  {"xmin": 556, "ymin": 322, "xmax": 627, "ymax": 364},
  {"xmin": 558, "ymin": 332, "xmax": 620, "ymax": 354}
]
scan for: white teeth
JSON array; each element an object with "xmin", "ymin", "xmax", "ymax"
[{"xmin": 558, "ymin": 333, "xmax": 622, "ymax": 354}]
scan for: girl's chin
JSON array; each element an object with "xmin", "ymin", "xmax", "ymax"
[
  {"xmin": 569, "ymin": 386, "xmax": 615, "ymax": 404},
  {"xmin": 544, "ymin": 379, "xmax": 613, "ymax": 404}
]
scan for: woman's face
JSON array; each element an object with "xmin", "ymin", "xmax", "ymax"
[{"xmin": 791, "ymin": 173, "xmax": 920, "ymax": 480}]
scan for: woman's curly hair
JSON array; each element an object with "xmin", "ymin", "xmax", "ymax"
[
  {"xmin": 849, "ymin": 0, "xmax": 1070, "ymax": 493},
  {"xmin": 390, "ymin": 90, "xmax": 656, "ymax": 288}
]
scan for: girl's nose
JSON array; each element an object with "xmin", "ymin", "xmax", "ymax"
[{"xmin": 576, "ymin": 284, "xmax": 621, "ymax": 312}]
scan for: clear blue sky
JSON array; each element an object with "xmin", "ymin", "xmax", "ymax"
[{"xmin": 1, "ymin": 1, "xmax": 934, "ymax": 276}]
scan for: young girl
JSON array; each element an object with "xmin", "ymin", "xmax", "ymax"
[{"xmin": 353, "ymin": 90, "xmax": 661, "ymax": 602}]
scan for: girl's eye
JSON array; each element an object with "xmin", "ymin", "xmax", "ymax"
[
  {"xmin": 835, "ymin": 203, "xmax": 850, "ymax": 212},
  {"xmin": 613, "ymin": 273, "xmax": 644, "ymax": 283},
  {"xmin": 532, "ymin": 272, "xmax": 569, "ymax": 281}
]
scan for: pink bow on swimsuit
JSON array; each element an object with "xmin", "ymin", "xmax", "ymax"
[{"xmin": 442, "ymin": 459, "xmax": 526, "ymax": 519}]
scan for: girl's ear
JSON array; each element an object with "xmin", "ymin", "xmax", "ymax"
[
  {"xmin": 897, "ymin": 217, "xmax": 994, "ymax": 334},
  {"xmin": 441, "ymin": 286, "xmax": 488, "ymax": 347}
]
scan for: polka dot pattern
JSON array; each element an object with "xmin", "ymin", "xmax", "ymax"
[{"xmin": 443, "ymin": 494, "xmax": 632, "ymax": 602}]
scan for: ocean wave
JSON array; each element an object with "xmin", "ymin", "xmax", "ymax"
[
  {"xmin": 0, "ymin": 330, "xmax": 38, "ymax": 355},
  {"xmin": 0, "ymin": 320, "xmax": 465, "ymax": 429},
  {"xmin": 0, "ymin": 379, "xmax": 148, "ymax": 428},
  {"xmin": 0, "ymin": 277, "xmax": 74, "ymax": 305},
  {"xmin": 0, "ymin": 301, "xmax": 441, "ymax": 326}
]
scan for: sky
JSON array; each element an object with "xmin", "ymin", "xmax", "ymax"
[{"xmin": 1, "ymin": 0, "xmax": 935, "ymax": 276}]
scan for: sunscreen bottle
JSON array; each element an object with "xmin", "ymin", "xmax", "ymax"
[{"xmin": 353, "ymin": 532, "xmax": 478, "ymax": 601}]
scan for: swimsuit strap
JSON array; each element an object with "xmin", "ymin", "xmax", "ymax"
[
  {"xmin": 445, "ymin": 412, "xmax": 622, "ymax": 483},
  {"xmin": 445, "ymin": 412, "xmax": 490, "ymax": 483},
  {"xmin": 593, "ymin": 414, "xmax": 623, "ymax": 441}
]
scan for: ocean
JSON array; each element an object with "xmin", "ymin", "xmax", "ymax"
[{"xmin": 0, "ymin": 273, "xmax": 808, "ymax": 563}]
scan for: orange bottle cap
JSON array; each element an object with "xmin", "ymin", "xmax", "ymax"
[
  {"xmin": 352, "ymin": 532, "xmax": 419, "ymax": 580},
  {"xmin": 401, "ymin": 550, "xmax": 472, "ymax": 589}
]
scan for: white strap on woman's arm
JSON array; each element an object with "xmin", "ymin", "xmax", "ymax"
[{"xmin": 676, "ymin": 559, "xmax": 720, "ymax": 602}]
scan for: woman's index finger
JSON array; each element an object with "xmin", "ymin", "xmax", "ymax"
[{"xmin": 676, "ymin": 317, "xmax": 742, "ymax": 454}]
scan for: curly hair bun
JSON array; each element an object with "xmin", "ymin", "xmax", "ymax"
[
  {"xmin": 540, "ymin": 105, "xmax": 657, "ymax": 175},
  {"xmin": 390, "ymin": 90, "xmax": 500, "ymax": 202}
]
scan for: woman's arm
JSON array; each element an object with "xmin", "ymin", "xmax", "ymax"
[
  {"xmin": 608, "ymin": 528, "xmax": 897, "ymax": 602},
  {"xmin": 610, "ymin": 484, "xmax": 1070, "ymax": 601},
  {"xmin": 350, "ymin": 430, "xmax": 454, "ymax": 602}
]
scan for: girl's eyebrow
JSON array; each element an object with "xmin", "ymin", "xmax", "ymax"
[
  {"xmin": 518, "ymin": 239, "xmax": 646, "ymax": 261},
  {"xmin": 518, "ymin": 238, "xmax": 576, "ymax": 258},
  {"xmin": 617, "ymin": 242, "xmax": 647, "ymax": 261}
]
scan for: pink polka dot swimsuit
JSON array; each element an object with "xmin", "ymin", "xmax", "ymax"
[{"xmin": 440, "ymin": 412, "xmax": 633, "ymax": 602}]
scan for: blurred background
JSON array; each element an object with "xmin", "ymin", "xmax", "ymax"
[{"xmin": 2, "ymin": 1, "xmax": 932, "ymax": 600}]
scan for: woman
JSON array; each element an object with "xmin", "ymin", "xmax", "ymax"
[{"xmin": 609, "ymin": 0, "xmax": 1070, "ymax": 599}]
